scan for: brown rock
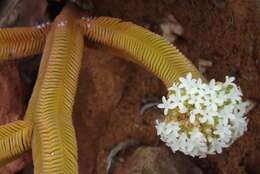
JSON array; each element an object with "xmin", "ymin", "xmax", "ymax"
[
  {"xmin": 113, "ymin": 146, "xmax": 203, "ymax": 174},
  {"xmin": 0, "ymin": 153, "xmax": 32, "ymax": 174},
  {"xmin": 0, "ymin": 0, "xmax": 47, "ymax": 27},
  {"xmin": 0, "ymin": 63, "xmax": 25, "ymax": 123},
  {"xmin": 73, "ymin": 48, "xmax": 164, "ymax": 174},
  {"xmin": 0, "ymin": 63, "xmax": 28, "ymax": 173},
  {"xmin": 73, "ymin": 48, "xmax": 131, "ymax": 174}
]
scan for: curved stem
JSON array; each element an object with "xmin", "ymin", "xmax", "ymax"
[
  {"xmin": 0, "ymin": 120, "xmax": 32, "ymax": 166},
  {"xmin": 80, "ymin": 17, "xmax": 205, "ymax": 88},
  {"xmin": 28, "ymin": 4, "xmax": 84, "ymax": 174},
  {"xmin": 0, "ymin": 25, "xmax": 50, "ymax": 60}
]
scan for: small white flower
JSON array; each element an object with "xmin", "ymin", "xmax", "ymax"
[
  {"xmin": 189, "ymin": 110, "xmax": 198, "ymax": 124},
  {"xmin": 199, "ymin": 109, "xmax": 218, "ymax": 125},
  {"xmin": 179, "ymin": 73, "xmax": 196, "ymax": 90},
  {"xmin": 188, "ymin": 128, "xmax": 208, "ymax": 156},
  {"xmin": 177, "ymin": 132, "xmax": 189, "ymax": 152},
  {"xmin": 208, "ymin": 137, "xmax": 225, "ymax": 154},
  {"xmin": 168, "ymin": 83, "xmax": 178, "ymax": 91},
  {"xmin": 168, "ymin": 88, "xmax": 188, "ymax": 113},
  {"xmin": 213, "ymin": 124, "xmax": 232, "ymax": 141},
  {"xmin": 223, "ymin": 76, "xmax": 235, "ymax": 87},
  {"xmin": 203, "ymin": 94, "xmax": 218, "ymax": 112},
  {"xmin": 155, "ymin": 120, "xmax": 165, "ymax": 135},
  {"xmin": 204, "ymin": 79, "xmax": 221, "ymax": 95},
  {"xmin": 155, "ymin": 73, "xmax": 251, "ymax": 158},
  {"xmin": 157, "ymin": 96, "xmax": 174, "ymax": 115},
  {"xmin": 232, "ymin": 117, "xmax": 247, "ymax": 138},
  {"xmin": 219, "ymin": 105, "xmax": 236, "ymax": 125},
  {"xmin": 187, "ymin": 93, "xmax": 204, "ymax": 110},
  {"xmin": 215, "ymin": 91, "xmax": 226, "ymax": 106}
]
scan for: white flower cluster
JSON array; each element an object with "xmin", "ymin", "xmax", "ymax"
[{"xmin": 156, "ymin": 73, "xmax": 250, "ymax": 158}]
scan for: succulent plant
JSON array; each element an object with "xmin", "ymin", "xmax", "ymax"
[{"xmin": 0, "ymin": 2, "xmax": 250, "ymax": 174}]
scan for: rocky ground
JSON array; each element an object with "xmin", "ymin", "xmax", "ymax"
[{"xmin": 0, "ymin": 0, "xmax": 259, "ymax": 174}]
